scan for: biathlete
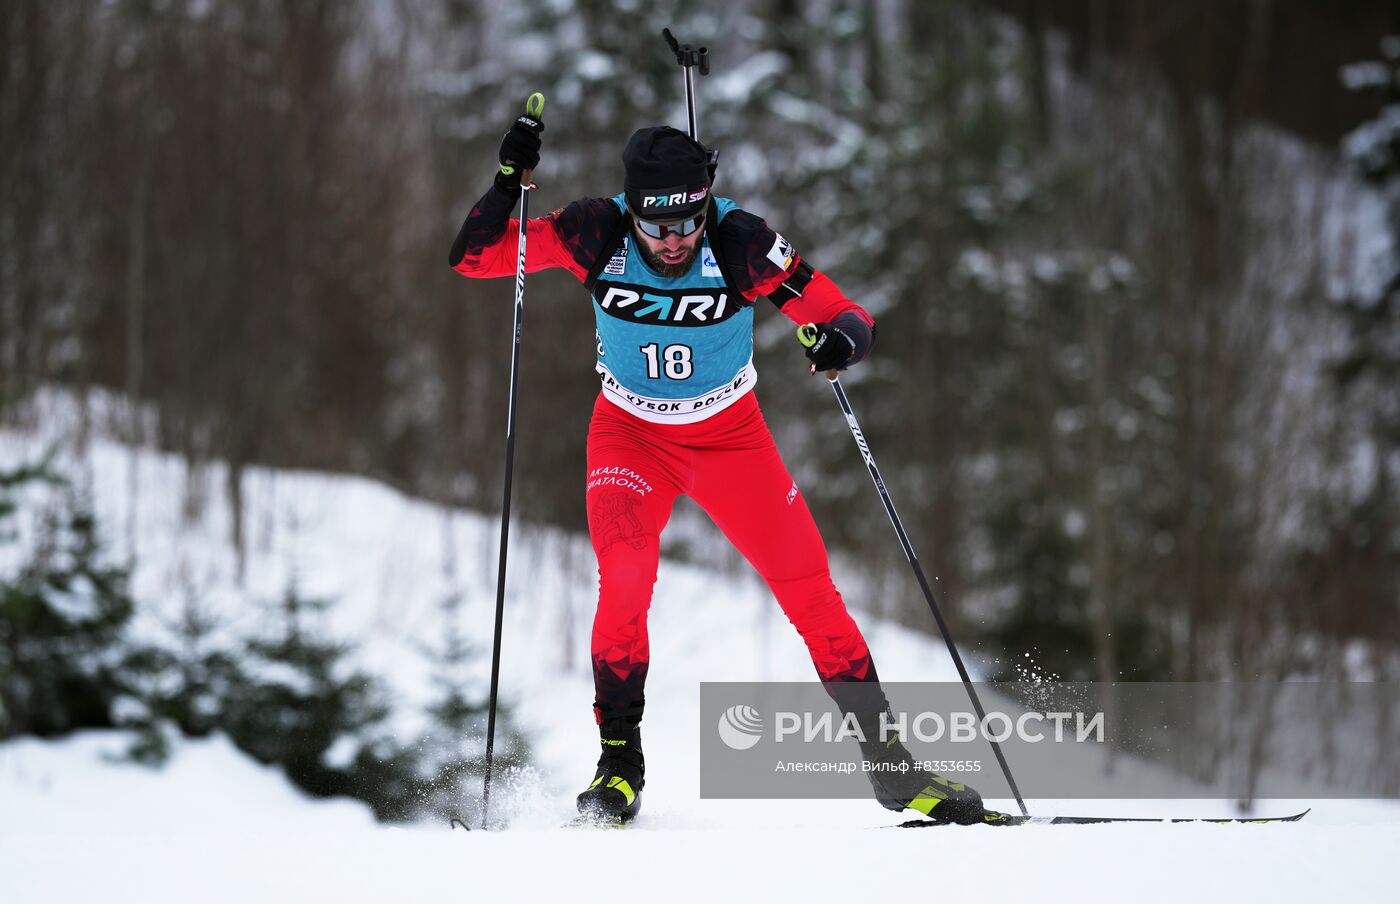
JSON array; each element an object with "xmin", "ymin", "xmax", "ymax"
[{"xmin": 450, "ymin": 111, "xmax": 985, "ymax": 826}]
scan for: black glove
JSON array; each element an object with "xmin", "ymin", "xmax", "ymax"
[
  {"xmin": 495, "ymin": 113, "xmax": 544, "ymax": 193},
  {"xmin": 803, "ymin": 322, "xmax": 857, "ymax": 373}
]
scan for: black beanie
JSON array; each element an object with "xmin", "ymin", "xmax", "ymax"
[{"xmin": 622, "ymin": 126, "xmax": 711, "ymax": 222}]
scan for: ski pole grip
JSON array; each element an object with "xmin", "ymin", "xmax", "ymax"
[
  {"xmin": 520, "ymin": 92, "xmax": 546, "ymax": 188},
  {"xmin": 662, "ymin": 27, "xmax": 708, "ymax": 73},
  {"xmin": 796, "ymin": 324, "xmax": 839, "ymax": 382}
]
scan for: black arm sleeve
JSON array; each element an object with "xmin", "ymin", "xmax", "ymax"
[{"xmin": 448, "ymin": 182, "xmax": 519, "ymax": 267}]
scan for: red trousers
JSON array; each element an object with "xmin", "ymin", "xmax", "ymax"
[{"xmin": 585, "ymin": 391, "xmax": 878, "ymax": 721}]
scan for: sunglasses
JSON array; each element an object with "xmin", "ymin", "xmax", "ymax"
[{"xmin": 634, "ymin": 213, "xmax": 705, "ymax": 239}]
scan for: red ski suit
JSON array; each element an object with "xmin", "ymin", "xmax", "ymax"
[{"xmin": 451, "ymin": 185, "xmax": 880, "ymax": 720}]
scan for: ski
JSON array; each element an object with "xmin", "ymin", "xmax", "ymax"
[
  {"xmin": 893, "ymin": 808, "xmax": 1310, "ymax": 828},
  {"xmin": 563, "ymin": 812, "xmax": 634, "ymax": 829}
]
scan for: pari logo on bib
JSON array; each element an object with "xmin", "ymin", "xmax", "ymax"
[{"xmin": 598, "ymin": 284, "xmax": 735, "ymax": 325}]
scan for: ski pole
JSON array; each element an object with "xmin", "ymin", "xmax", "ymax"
[
  {"xmin": 797, "ymin": 324, "xmax": 1030, "ymax": 817},
  {"xmin": 662, "ymin": 28, "xmax": 720, "ymax": 176},
  {"xmin": 482, "ymin": 91, "xmax": 545, "ymax": 829},
  {"xmin": 662, "ymin": 27, "xmax": 707, "ymax": 139}
]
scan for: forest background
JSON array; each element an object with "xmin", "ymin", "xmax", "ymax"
[{"xmin": 2, "ymin": 0, "xmax": 1397, "ymax": 816}]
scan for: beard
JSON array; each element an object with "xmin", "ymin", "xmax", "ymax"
[{"xmin": 635, "ymin": 239, "xmax": 698, "ymax": 278}]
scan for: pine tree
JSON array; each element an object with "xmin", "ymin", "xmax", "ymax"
[
  {"xmin": 1320, "ymin": 38, "xmax": 1400, "ymax": 656},
  {"xmin": 117, "ymin": 590, "xmax": 248, "ymax": 765},
  {"xmin": 413, "ymin": 589, "xmax": 527, "ymax": 822},
  {"xmin": 217, "ymin": 584, "xmax": 421, "ymax": 820},
  {"xmin": 0, "ymin": 455, "xmax": 139, "ymax": 738}
]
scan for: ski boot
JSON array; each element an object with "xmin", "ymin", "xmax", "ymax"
[
  {"xmin": 575, "ymin": 713, "xmax": 645, "ymax": 825},
  {"xmin": 860, "ymin": 734, "xmax": 985, "ymax": 825}
]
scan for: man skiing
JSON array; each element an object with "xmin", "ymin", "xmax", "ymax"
[{"xmin": 450, "ymin": 111, "xmax": 985, "ymax": 826}]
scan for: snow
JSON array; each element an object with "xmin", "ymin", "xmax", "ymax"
[
  {"xmin": 0, "ymin": 732, "xmax": 380, "ymax": 835},
  {"xmin": 2, "ymin": 731, "xmax": 1394, "ymax": 903},
  {"xmin": 2, "ymin": 394, "xmax": 1398, "ymax": 902}
]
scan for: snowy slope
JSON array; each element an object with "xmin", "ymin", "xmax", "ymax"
[
  {"xmin": 2, "ymin": 397, "xmax": 1397, "ymax": 903},
  {"xmin": 2, "ymin": 728, "xmax": 1395, "ymax": 904}
]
